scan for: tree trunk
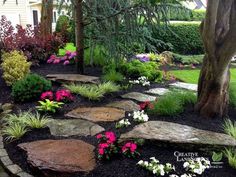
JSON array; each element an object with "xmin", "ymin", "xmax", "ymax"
[
  {"xmin": 74, "ymin": 0, "xmax": 84, "ymax": 74},
  {"xmin": 195, "ymin": 0, "xmax": 236, "ymax": 118},
  {"xmin": 41, "ymin": 0, "xmax": 53, "ymax": 36}
]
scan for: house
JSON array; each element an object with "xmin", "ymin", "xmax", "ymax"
[
  {"xmin": 183, "ymin": 0, "xmax": 207, "ymax": 10},
  {"xmin": 0, "ymin": 0, "xmax": 68, "ymax": 31}
]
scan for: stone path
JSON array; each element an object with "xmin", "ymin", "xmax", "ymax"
[
  {"xmin": 18, "ymin": 140, "xmax": 96, "ymax": 173},
  {"xmin": 46, "ymin": 74, "xmax": 100, "ymax": 84},
  {"xmin": 66, "ymin": 107, "xmax": 125, "ymax": 122},
  {"xmin": 169, "ymin": 82, "xmax": 197, "ymax": 91},
  {"xmin": 121, "ymin": 92, "xmax": 157, "ymax": 102},
  {"xmin": 106, "ymin": 100, "xmax": 140, "ymax": 112},
  {"xmin": 47, "ymin": 119, "xmax": 104, "ymax": 137},
  {"xmin": 145, "ymin": 88, "xmax": 169, "ymax": 96},
  {"xmin": 120, "ymin": 121, "xmax": 236, "ymax": 148}
]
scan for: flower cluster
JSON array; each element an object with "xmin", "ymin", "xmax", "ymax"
[
  {"xmin": 115, "ymin": 119, "xmax": 131, "ymax": 129},
  {"xmin": 139, "ymin": 101, "xmax": 154, "ymax": 111},
  {"xmin": 137, "ymin": 157, "xmax": 175, "ymax": 176},
  {"xmin": 40, "ymin": 90, "xmax": 73, "ymax": 102},
  {"xmin": 183, "ymin": 157, "xmax": 210, "ymax": 175},
  {"xmin": 96, "ymin": 132, "xmax": 118, "ymax": 160},
  {"xmin": 169, "ymin": 174, "xmax": 193, "ymax": 177},
  {"xmin": 129, "ymin": 110, "xmax": 149, "ymax": 123},
  {"xmin": 47, "ymin": 51, "xmax": 77, "ymax": 65},
  {"xmin": 129, "ymin": 76, "xmax": 150, "ymax": 86},
  {"xmin": 134, "ymin": 54, "xmax": 150, "ymax": 62},
  {"xmin": 122, "ymin": 142, "xmax": 139, "ymax": 158}
]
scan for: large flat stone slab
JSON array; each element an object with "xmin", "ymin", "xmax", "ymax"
[
  {"xmin": 46, "ymin": 74, "xmax": 100, "ymax": 84},
  {"xmin": 106, "ymin": 100, "xmax": 140, "ymax": 112},
  {"xmin": 169, "ymin": 82, "xmax": 197, "ymax": 91},
  {"xmin": 18, "ymin": 140, "xmax": 96, "ymax": 173},
  {"xmin": 121, "ymin": 92, "xmax": 156, "ymax": 102},
  {"xmin": 145, "ymin": 88, "xmax": 169, "ymax": 96},
  {"xmin": 120, "ymin": 121, "xmax": 236, "ymax": 148},
  {"xmin": 66, "ymin": 107, "xmax": 125, "ymax": 122},
  {"xmin": 47, "ymin": 119, "xmax": 104, "ymax": 137}
]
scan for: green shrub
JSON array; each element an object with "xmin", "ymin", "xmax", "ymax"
[
  {"xmin": 12, "ymin": 74, "xmax": 52, "ymax": 102},
  {"xmin": 230, "ymin": 84, "xmax": 236, "ymax": 107},
  {"xmin": 153, "ymin": 22, "xmax": 204, "ymax": 54},
  {"xmin": 223, "ymin": 119, "xmax": 236, "ymax": 139},
  {"xmin": 173, "ymin": 53, "xmax": 204, "ymax": 64},
  {"xmin": 102, "ymin": 70, "xmax": 124, "ymax": 83},
  {"xmin": 148, "ymin": 91, "xmax": 197, "ymax": 116},
  {"xmin": 84, "ymin": 45, "xmax": 107, "ymax": 66},
  {"xmin": 119, "ymin": 60, "xmax": 162, "ymax": 82},
  {"xmin": 224, "ymin": 148, "xmax": 236, "ymax": 169},
  {"xmin": 56, "ymin": 15, "xmax": 74, "ymax": 42},
  {"xmin": 1, "ymin": 51, "xmax": 31, "ymax": 86},
  {"xmin": 98, "ymin": 82, "xmax": 120, "ymax": 93},
  {"xmin": 191, "ymin": 9, "xmax": 206, "ymax": 21}
]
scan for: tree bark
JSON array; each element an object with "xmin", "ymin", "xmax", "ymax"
[
  {"xmin": 74, "ymin": 0, "xmax": 84, "ymax": 74},
  {"xmin": 195, "ymin": 0, "xmax": 236, "ymax": 118},
  {"xmin": 41, "ymin": 0, "xmax": 53, "ymax": 36}
]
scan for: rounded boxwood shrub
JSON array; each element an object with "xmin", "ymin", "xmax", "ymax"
[
  {"xmin": 55, "ymin": 15, "xmax": 74, "ymax": 42},
  {"xmin": 12, "ymin": 74, "xmax": 52, "ymax": 102}
]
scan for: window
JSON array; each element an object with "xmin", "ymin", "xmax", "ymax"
[
  {"xmin": 32, "ymin": 10, "xmax": 39, "ymax": 27},
  {"xmin": 53, "ymin": 11, "xmax": 57, "ymax": 23}
]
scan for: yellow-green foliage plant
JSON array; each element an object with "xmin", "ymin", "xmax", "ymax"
[{"xmin": 1, "ymin": 51, "xmax": 31, "ymax": 86}]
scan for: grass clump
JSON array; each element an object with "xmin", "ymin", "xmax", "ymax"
[
  {"xmin": 148, "ymin": 90, "xmax": 197, "ymax": 116},
  {"xmin": 223, "ymin": 119, "xmax": 236, "ymax": 139},
  {"xmin": 65, "ymin": 82, "xmax": 120, "ymax": 101},
  {"xmin": 102, "ymin": 70, "xmax": 124, "ymax": 83},
  {"xmin": 224, "ymin": 148, "xmax": 236, "ymax": 169},
  {"xmin": 2, "ymin": 123, "xmax": 28, "ymax": 141}
]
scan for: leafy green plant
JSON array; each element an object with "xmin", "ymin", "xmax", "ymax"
[
  {"xmin": 212, "ymin": 151, "xmax": 223, "ymax": 162},
  {"xmin": 23, "ymin": 112, "xmax": 50, "ymax": 129},
  {"xmin": 224, "ymin": 148, "xmax": 236, "ymax": 169},
  {"xmin": 2, "ymin": 123, "xmax": 28, "ymax": 141},
  {"xmin": 98, "ymin": 82, "xmax": 120, "ymax": 93},
  {"xmin": 223, "ymin": 119, "xmax": 236, "ymax": 139},
  {"xmin": 173, "ymin": 90, "xmax": 197, "ymax": 105},
  {"xmin": 102, "ymin": 70, "xmax": 124, "ymax": 83},
  {"xmin": 1, "ymin": 51, "xmax": 31, "ymax": 86},
  {"xmin": 12, "ymin": 74, "xmax": 52, "ymax": 102},
  {"xmin": 37, "ymin": 99, "xmax": 64, "ymax": 113},
  {"xmin": 191, "ymin": 9, "xmax": 206, "ymax": 21}
]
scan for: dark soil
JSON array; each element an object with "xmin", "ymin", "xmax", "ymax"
[{"xmin": 2, "ymin": 63, "xmax": 236, "ymax": 177}]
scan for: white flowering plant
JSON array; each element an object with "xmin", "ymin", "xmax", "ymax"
[
  {"xmin": 129, "ymin": 76, "xmax": 150, "ymax": 86},
  {"xmin": 183, "ymin": 157, "xmax": 210, "ymax": 175},
  {"xmin": 137, "ymin": 157, "xmax": 175, "ymax": 176},
  {"xmin": 115, "ymin": 119, "xmax": 131, "ymax": 129},
  {"xmin": 128, "ymin": 110, "xmax": 149, "ymax": 123},
  {"xmin": 169, "ymin": 174, "xmax": 193, "ymax": 177}
]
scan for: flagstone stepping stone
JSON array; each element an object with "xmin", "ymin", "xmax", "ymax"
[
  {"xmin": 145, "ymin": 88, "xmax": 169, "ymax": 96},
  {"xmin": 66, "ymin": 107, "xmax": 125, "ymax": 122},
  {"xmin": 121, "ymin": 92, "xmax": 156, "ymax": 102},
  {"xmin": 120, "ymin": 121, "xmax": 236, "ymax": 148},
  {"xmin": 18, "ymin": 140, "xmax": 96, "ymax": 173},
  {"xmin": 46, "ymin": 74, "xmax": 100, "ymax": 84},
  {"xmin": 47, "ymin": 119, "xmax": 104, "ymax": 137},
  {"xmin": 106, "ymin": 100, "xmax": 140, "ymax": 112},
  {"xmin": 169, "ymin": 82, "xmax": 198, "ymax": 91}
]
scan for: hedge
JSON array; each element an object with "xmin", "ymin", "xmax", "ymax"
[
  {"xmin": 153, "ymin": 22, "xmax": 204, "ymax": 55},
  {"xmin": 191, "ymin": 9, "xmax": 206, "ymax": 21}
]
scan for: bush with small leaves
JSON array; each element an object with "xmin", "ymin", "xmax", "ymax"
[
  {"xmin": 102, "ymin": 70, "xmax": 124, "ymax": 83},
  {"xmin": 12, "ymin": 74, "xmax": 52, "ymax": 102}
]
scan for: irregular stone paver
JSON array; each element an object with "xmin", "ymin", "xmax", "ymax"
[
  {"xmin": 46, "ymin": 74, "xmax": 100, "ymax": 84},
  {"xmin": 47, "ymin": 119, "xmax": 104, "ymax": 137},
  {"xmin": 169, "ymin": 82, "xmax": 197, "ymax": 91},
  {"xmin": 121, "ymin": 92, "xmax": 156, "ymax": 102},
  {"xmin": 18, "ymin": 140, "xmax": 96, "ymax": 173},
  {"xmin": 106, "ymin": 100, "xmax": 140, "ymax": 112},
  {"xmin": 145, "ymin": 88, "xmax": 169, "ymax": 96},
  {"xmin": 120, "ymin": 121, "xmax": 236, "ymax": 148},
  {"xmin": 66, "ymin": 107, "xmax": 125, "ymax": 122}
]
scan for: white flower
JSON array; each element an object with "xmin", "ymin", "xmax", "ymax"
[
  {"xmin": 137, "ymin": 160, "xmax": 144, "ymax": 165},
  {"xmin": 169, "ymin": 175, "xmax": 179, "ymax": 177},
  {"xmin": 150, "ymin": 157, "xmax": 159, "ymax": 163},
  {"xmin": 193, "ymin": 168, "xmax": 203, "ymax": 175},
  {"xmin": 181, "ymin": 174, "xmax": 192, "ymax": 177},
  {"xmin": 144, "ymin": 161, "xmax": 149, "ymax": 167},
  {"xmin": 183, "ymin": 162, "xmax": 189, "ymax": 168}
]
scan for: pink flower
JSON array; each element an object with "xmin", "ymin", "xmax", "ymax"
[
  {"xmin": 63, "ymin": 60, "xmax": 70, "ymax": 65},
  {"xmin": 105, "ymin": 132, "xmax": 116, "ymax": 143},
  {"xmin": 130, "ymin": 143, "xmax": 137, "ymax": 152},
  {"xmin": 99, "ymin": 148, "xmax": 104, "ymax": 155},
  {"xmin": 122, "ymin": 146, "xmax": 128, "ymax": 153},
  {"xmin": 40, "ymin": 91, "xmax": 53, "ymax": 100},
  {"xmin": 65, "ymin": 51, "xmax": 71, "ymax": 56},
  {"xmin": 55, "ymin": 90, "xmax": 73, "ymax": 102},
  {"xmin": 96, "ymin": 134, "xmax": 102, "ymax": 139},
  {"xmin": 99, "ymin": 143, "xmax": 109, "ymax": 149},
  {"xmin": 53, "ymin": 59, "xmax": 60, "ymax": 64}
]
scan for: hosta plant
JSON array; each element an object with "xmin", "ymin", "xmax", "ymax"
[{"xmin": 37, "ymin": 99, "xmax": 64, "ymax": 113}]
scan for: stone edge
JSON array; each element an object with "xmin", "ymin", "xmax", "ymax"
[{"xmin": 0, "ymin": 135, "xmax": 34, "ymax": 177}]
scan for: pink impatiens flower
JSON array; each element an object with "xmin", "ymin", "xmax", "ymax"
[
  {"xmin": 40, "ymin": 91, "xmax": 53, "ymax": 101},
  {"xmin": 63, "ymin": 60, "xmax": 70, "ymax": 65},
  {"xmin": 55, "ymin": 90, "xmax": 74, "ymax": 102},
  {"xmin": 99, "ymin": 148, "xmax": 104, "ymax": 155},
  {"xmin": 105, "ymin": 132, "xmax": 116, "ymax": 143}
]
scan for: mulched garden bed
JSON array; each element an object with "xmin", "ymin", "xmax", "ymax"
[{"xmin": 1, "ymin": 63, "xmax": 236, "ymax": 177}]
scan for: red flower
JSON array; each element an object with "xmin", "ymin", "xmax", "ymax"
[
  {"xmin": 40, "ymin": 91, "xmax": 53, "ymax": 100},
  {"xmin": 55, "ymin": 90, "xmax": 74, "ymax": 102},
  {"xmin": 99, "ymin": 148, "xmax": 104, "ymax": 155},
  {"xmin": 96, "ymin": 134, "xmax": 102, "ymax": 139},
  {"xmin": 105, "ymin": 132, "xmax": 116, "ymax": 143},
  {"xmin": 99, "ymin": 143, "xmax": 109, "ymax": 149},
  {"xmin": 139, "ymin": 101, "xmax": 151, "ymax": 110}
]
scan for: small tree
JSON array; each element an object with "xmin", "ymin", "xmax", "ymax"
[
  {"xmin": 195, "ymin": 0, "xmax": 236, "ymax": 118},
  {"xmin": 41, "ymin": 0, "xmax": 53, "ymax": 36}
]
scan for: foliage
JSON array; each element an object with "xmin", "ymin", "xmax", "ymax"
[
  {"xmin": 55, "ymin": 15, "xmax": 74, "ymax": 42},
  {"xmin": 224, "ymin": 148, "xmax": 236, "ymax": 169},
  {"xmin": 191, "ymin": 9, "xmax": 206, "ymax": 21},
  {"xmin": 119, "ymin": 60, "xmax": 162, "ymax": 82},
  {"xmin": 22, "ymin": 112, "xmax": 50, "ymax": 129},
  {"xmin": 2, "ymin": 123, "xmax": 28, "ymax": 141},
  {"xmin": 212, "ymin": 152, "xmax": 223, "ymax": 162},
  {"xmin": 223, "ymin": 119, "xmax": 236, "ymax": 139},
  {"xmin": 37, "ymin": 99, "xmax": 64, "ymax": 113},
  {"xmin": 1, "ymin": 51, "xmax": 31, "ymax": 86},
  {"xmin": 148, "ymin": 91, "xmax": 196, "ymax": 116},
  {"xmin": 11, "ymin": 74, "xmax": 52, "ymax": 102},
  {"xmin": 102, "ymin": 70, "xmax": 124, "ymax": 83},
  {"xmin": 173, "ymin": 53, "xmax": 204, "ymax": 65},
  {"xmin": 64, "ymin": 82, "xmax": 120, "ymax": 101},
  {"xmin": 229, "ymin": 84, "xmax": 236, "ymax": 107},
  {"xmin": 0, "ymin": 16, "xmax": 64, "ymax": 64},
  {"xmin": 153, "ymin": 22, "xmax": 204, "ymax": 54},
  {"xmin": 58, "ymin": 43, "xmax": 76, "ymax": 56}
]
